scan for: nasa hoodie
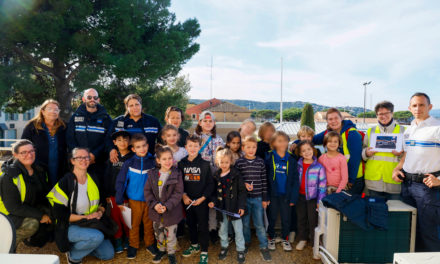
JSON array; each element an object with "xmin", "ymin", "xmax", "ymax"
[{"xmin": 178, "ymin": 154, "xmax": 214, "ymax": 200}]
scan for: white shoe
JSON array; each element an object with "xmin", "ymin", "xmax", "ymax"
[
  {"xmin": 296, "ymin": 240, "xmax": 307, "ymax": 251},
  {"xmin": 288, "ymin": 231, "xmax": 296, "ymax": 243},
  {"xmin": 268, "ymin": 239, "xmax": 276, "ymax": 251},
  {"xmin": 282, "ymin": 240, "xmax": 292, "ymax": 251}
]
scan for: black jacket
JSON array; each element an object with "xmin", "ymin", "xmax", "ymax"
[
  {"xmin": 0, "ymin": 159, "xmax": 49, "ymax": 228},
  {"xmin": 256, "ymin": 140, "xmax": 271, "ymax": 160},
  {"xmin": 21, "ymin": 122, "xmax": 68, "ymax": 183},
  {"xmin": 177, "ymin": 128, "xmax": 189, "ymax": 148},
  {"xmin": 103, "ymin": 151, "xmax": 134, "ymax": 198},
  {"xmin": 178, "ymin": 154, "xmax": 214, "ymax": 200},
  {"xmin": 66, "ymin": 104, "xmax": 112, "ymax": 162},
  {"xmin": 211, "ymin": 166, "xmax": 246, "ymax": 221}
]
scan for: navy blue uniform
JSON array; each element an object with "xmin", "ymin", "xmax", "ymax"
[{"xmin": 108, "ymin": 113, "xmax": 162, "ymax": 155}]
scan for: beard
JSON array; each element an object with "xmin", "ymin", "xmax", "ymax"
[{"xmin": 86, "ymin": 101, "xmax": 97, "ymax": 109}]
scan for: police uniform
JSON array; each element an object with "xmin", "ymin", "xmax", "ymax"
[{"xmin": 401, "ymin": 116, "xmax": 440, "ymax": 252}]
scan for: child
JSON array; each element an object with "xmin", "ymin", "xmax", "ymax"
[
  {"xmin": 145, "ymin": 145, "xmax": 184, "ymax": 264},
  {"xmin": 105, "ymin": 131, "xmax": 134, "ymax": 253},
  {"xmin": 195, "ymin": 110, "xmax": 224, "ymax": 241},
  {"xmin": 209, "ymin": 147, "xmax": 247, "ymax": 264},
  {"xmin": 256, "ymin": 121, "xmax": 275, "ymax": 160},
  {"xmin": 115, "ymin": 133, "xmax": 157, "ymax": 259},
  {"xmin": 161, "ymin": 124, "xmax": 188, "ymax": 164},
  {"xmin": 178, "ymin": 135, "xmax": 214, "ymax": 264},
  {"xmin": 164, "ymin": 106, "xmax": 189, "ymax": 147},
  {"xmin": 226, "ymin": 131, "xmax": 243, "ymax": 163},
  {"xmin": 266, "ymin": 131, "xmax": 299, "ymax": 252},
  {"xmin": 319, "ymin": 131, "xmax": 348, "ymax": 194},
  {"xmin": 239, "ymin": 119, "xmax": 257, "ymax": 139},
  {"xmin": 290, "ymin": 125, "xmax": 322, "ymax": 158},
  {"xmin": 295, "ymin": 140, "xmax": 327, "ymax": 253},
  {"xmin": 235, "ymin": 136, "xmax": 271, "ymax": 261}
]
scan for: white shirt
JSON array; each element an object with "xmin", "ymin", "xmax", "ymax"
[
  {"xmin": 173, "ymin": 147, "xmax": 188, "ymax": 164},
  {"xmin": 403, "ymin": 116, "xmax": 440, "ymax": 174},
  {"xmin": 75, "ymin": 179, "xmax": 89, "ymax": 215}
]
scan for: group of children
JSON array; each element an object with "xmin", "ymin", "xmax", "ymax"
[{"xmin": 104, "ymin": 108, "xmax": 350, "ymax": 264}]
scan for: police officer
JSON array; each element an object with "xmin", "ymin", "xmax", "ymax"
[
  {"xmin": 66, "ymin": 88, "xmax": 112, "ymax": 192},
  {"xmin": 108, "ymin": 94, "xmax": 161, "ymax": 163},
  {"xmin": 392, "ymin": 92, "xmax": 440, "ymax": 252},
  {"xmin": 363, "ymin": 101, "xmax": 404, "ymax": 200}
]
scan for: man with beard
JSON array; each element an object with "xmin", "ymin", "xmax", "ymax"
[{"xmin": 66, "ymin": 89, "xmax": 113, "ymax": 194}]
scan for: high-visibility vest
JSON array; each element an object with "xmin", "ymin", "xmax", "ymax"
[
  {"xmin": 0, "ymin": 172, "xmax": 27, "ymax": 215},
  {"xmin": 364, "ymin": 124, "xmax": 402, "ymax": 184},
  {"xmin": 341, "ymin": 128, "xmax": 364, "ymax": 178},
  {"xmin": 47, "ymin": 173, "xmax": 100, "ymax": 215}
]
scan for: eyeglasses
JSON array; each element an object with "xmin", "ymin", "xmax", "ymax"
[
  {"xmin": 45, "ymin": 107, "xmax": 60, "ymax": 113},
  {"xmin": 18, "ymin": 149, "xmax": 35, "ymax": 156},
  {"xmin": 73, "ymin": 156, "xmax": 90, "ymax": 161},
  {"xmin": 377, "ymin": 112, "xmax": 392, "ymax": 117},
  {"xmin": 86, "ymin": 96, "xmax": 99, "ymax": 100}
]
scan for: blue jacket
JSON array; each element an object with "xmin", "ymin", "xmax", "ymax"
[
  {"xmin": 115, "ymin": 153, "xmax": 155, "ymax": 204},
  {"xmin": 313, "ymin": 120, "xmax": 362, "ymax": 183},
  {"xmin": 108, "ymin": 113, "xmax": 162, "ymax": 155},
  {"xmin": 265, "ymin": 150, "xmax": 300, "ymax": 204},
  {"xmin": 66, "ymin": 104, "xmax": 112, "ymax": 161}
]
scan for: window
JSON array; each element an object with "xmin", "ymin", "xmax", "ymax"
[
  {"xmin": 23, "ymin": 109, "xmax": 35, "ymax": 121},
  {"xmin": 5, "ymin": 113, "xmax": 18, "ymax": 121},
  {"xmin": 192, "ymin": 114, "xmax": 196, "ymax": 120}
]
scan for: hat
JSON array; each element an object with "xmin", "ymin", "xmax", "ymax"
[
  {"xmin": 199, "ymin": 111, "xmax": 216, "ymax": 121},
  {"xmin": 111, "ymin": 130, "xmax": 131, "ymax": 140}
]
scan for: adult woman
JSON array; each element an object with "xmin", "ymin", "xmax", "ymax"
[
  {"xmin": 22, "ymin": 99, "xmax": 67, "ymax": 187},
  {"xmin": 313, "ymin": 108, "xmax": 364, "ymax": 194},
  {"xmin": 47, "ymin": 148, "xmax": 114, "ymax": 263},
  {"xmin": 108, "ymin": 94, "xmax": 162, "ymax": 162},
  {"xmin": 0, "ymin": 140, "xmax": 51, "ymax": 249}
]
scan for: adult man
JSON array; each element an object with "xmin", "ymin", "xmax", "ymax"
[
  {"xmin": 66, "ymin": 89, "xmax": 112, "ymax": 191},
  {"xmin": 392, "ymin": 92, "xmax": 440, "ymax": 252},
  {"xmin": 363, "ymin": 101, "xmax": 404, "ymax": 200}
]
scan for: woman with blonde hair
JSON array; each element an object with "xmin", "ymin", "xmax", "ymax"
[{"xmin": 22, "ymin": 99, "xmax": 67, "ymax": 187}]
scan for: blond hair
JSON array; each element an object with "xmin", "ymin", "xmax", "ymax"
[
  {"xmin": 29, "ymin": 99, "xmax": 65, "ymax": 136},
  {"xmin": 215, "ymin": 146, "xmax": 234, "ymax": 166},
  {"xmin": 297, "ymin": 125, "xmax": 315, "ymax": 139},
  {"xmin": 242, "ymin": 136, "xmax": 258, "ymax": 147},
  {"xmin": 258, "ymin": 122, "xmax": 275, "ymax": 140}
]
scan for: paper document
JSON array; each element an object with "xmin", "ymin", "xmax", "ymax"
[{"xmin": 121, "ymin": 206, "xmax": 132, "ymax": 229}]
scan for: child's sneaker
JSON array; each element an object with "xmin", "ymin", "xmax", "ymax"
[
  {"xmin": 268, "ymin": 238, "xmax": 276, "ymax": 251},
  {"xmin": 282, "ymin": 240, "xmax": 292, "ymax": 251},
  {"xmin": 114, "ymin": 238, "xmax": 123, "ymax": 254},
  {"xmin": 237, "ymin": 251, "xmax": 246, "ymax": 264},
  {"xmin": 199, "ymin": 252, "xmax": 209, "ymax": 264},
  {"xmin": 296, "ymin": 240, "xmax": 307, "ymax": 251},
  {"xmin": 126, "ymin": 246, "xmax": 137, "ymax": 259},
  {"xmin": 168, "ymin": 254, "xmax": 177, "ymax": 264},
  {"xmin": 146, "ymin": 244, "xmax": 159, "ymax": 256},
  {"xmin": 122, "ymin": 236, "xmax": 129, "ymax": 250},
  {"xmin": 182, "ymin": 244, "xmax": 201, "ymax": 257},
  {"xmin": 218, "ymin": 247, "xmax": 228, "ymax": 260},
  {"xmin": 152, "ymin": 250, "xmax": 166, "ymax": 263},
  {"xmin": 260, "ymin": 248, "xmax": 272, "ymax": 262},
  {"xmin": 65, "ymin": 252, "xmax": 82, "ymax": 264},
  {"xmin": 288, "ymin": 231, "xmax": 296, "ymax": 243}
]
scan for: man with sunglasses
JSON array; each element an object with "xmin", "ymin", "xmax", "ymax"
[{"xmin": 66, "ymin": 88, "xmax": 112, "ymax": 193}]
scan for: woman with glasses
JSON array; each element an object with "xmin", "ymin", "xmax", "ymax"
[
  {"xmin": 47, "ymin": 147, "xmax": 114, "ymax": 264},
  {"xmin": 22, "ymin": 99, "xmax": 68, "ymax": 187},
  {"xmin": 0, "ymin": 140, "xmax": 52, "ymax": 250}
]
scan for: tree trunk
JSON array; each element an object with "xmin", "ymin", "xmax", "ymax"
[{"xmin": 55, "ymin": 79, "xmax": 74, "ymax": 121}]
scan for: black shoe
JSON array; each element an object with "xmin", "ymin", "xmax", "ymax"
[
  {"xmin": 146, "ymin": 244, "xmax": 159, "ymax": 256},
  {"xmin": 218, "ymin": 247, "xmax": 228, "ymax": 260},
  {"xmin": 260, "ymin": 248, "xmax": 272, "ymax": 262},
  {"xmin": 237, "ymin": 251, "xmax": 246, "ymax": 264},
  {"xmin": 168, "ymin": 254, "xmax": 177, "ymax": 264},
  {"xmin": 66, "ymin": 252, "xmax": 82, "ymax": 264},
  {"xmin": 127, "ymin": 246, "xmax": 137, "ymax": 259},
  {"xmin": 152, "ymin": 251, "xmax": 166, "ymax": 263},
  {"xmin": 210, "ymin": 230, "xmax": 218, "ymax": 244}
]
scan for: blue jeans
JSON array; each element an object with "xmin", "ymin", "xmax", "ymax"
[
  {"xmin": 369, "ymin": 189, "xmax": 401, "ymax": 200},
  {"xmin": 68, "ymin": 225, "xmax": 114, "ymax": 262},
  {"xmin": 242, "ymin": 197, "xmax": 268, "ymax": 248},
  {"xmin": 218, "ymin": 213, "xmax": 245, "ymax": 252}
]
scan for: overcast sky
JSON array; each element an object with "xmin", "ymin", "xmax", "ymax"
[{"xmin": 170, "ymin": 0, "xmax": 440, "ymax": 111}]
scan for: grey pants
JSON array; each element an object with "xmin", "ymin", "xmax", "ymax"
[
  {"xmin": 153, "ymin": 222, "xmax": 177, "ymax": 255},
  {"xmin": 16, "ymin": 218, "xmax": 39, "ymax": 246},
  {"xmin": 208, "ymin": 208, "xmax": 217, "ymax": 231}
]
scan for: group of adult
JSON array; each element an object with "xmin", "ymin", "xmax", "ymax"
[{"xmin": 0, "ymin": 90, "xmax": 439, "ymax": 260}]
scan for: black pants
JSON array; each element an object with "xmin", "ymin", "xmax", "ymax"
[
  {"xmin": 187, "ymin": 201, "xmax": 209, "ymax": 252},
  {"xmin": 296, "ymin": 195, "xmax": 318, "ymax": 243},
  {"xmin": 267, "ymin": 195, "xmax": 291, "ymax": 240}
]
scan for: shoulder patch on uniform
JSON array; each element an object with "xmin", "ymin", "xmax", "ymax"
[
  {"xmin": 117, "ymin": 121, "xmax": 124, "ymax": 127},
  {"xmin": 97, "ymin": 119, "xmax": 103, "ymax": 124},
  {"xmin": 74, "ymin": 116, "xmax": 84, "ymax": 122}
]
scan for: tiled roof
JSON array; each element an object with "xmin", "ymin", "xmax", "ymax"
[{"xmin": 186, "ymin": 98, "xmax": 222, "ymax": 115}]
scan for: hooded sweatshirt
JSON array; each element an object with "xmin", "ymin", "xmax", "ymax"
[
  {"xmin": 178, "ymin": 154, "xmax": 214, "ymax": 200},
  {"xmin": 104, "ymin": 150, "xmax": 134, "ymax": 198},
  {"xmin": 313, "ymin": 120, "xmax": 363, "ymax": 184}
]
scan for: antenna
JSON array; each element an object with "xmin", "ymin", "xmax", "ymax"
[
  {"xmin": 210, "ymin": 56, "xmax": 213, "ymax": 99},
  {"xmin": 280, "ymin": 57, "xmax": 283, "ymax": 125}
]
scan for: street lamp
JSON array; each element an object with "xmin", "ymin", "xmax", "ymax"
[{"xmin": 362, "ymin": 81, "xmax": 372, "ymax": 123}]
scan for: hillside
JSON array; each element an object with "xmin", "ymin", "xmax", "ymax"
[{"xmin": 189, "ymin": 99, "xmax": 369, "ymax": 116}]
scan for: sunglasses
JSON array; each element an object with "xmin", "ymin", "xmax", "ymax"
[{"xmin": 86, "ymin": 96, "xmax": 99, "ymax": 100}]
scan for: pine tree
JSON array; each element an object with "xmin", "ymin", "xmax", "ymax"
[{"xmin": 300, "ymin": 103, "xmax": 315, "ymax": 130}]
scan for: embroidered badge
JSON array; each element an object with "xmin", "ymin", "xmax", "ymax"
[
  {"xmin": 74, "ymin": 116, "xmax": 84, "ymax": 122},
  {"xmin": 117, "ymin": 121, "xmax": 124, "ymax": 127}
]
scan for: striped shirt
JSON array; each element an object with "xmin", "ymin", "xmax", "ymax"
[{"xmin": 235, "ymin": 156, "xmax": 268, "ymax": 201}]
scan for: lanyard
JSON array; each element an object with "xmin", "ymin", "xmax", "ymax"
[
  {"xmin": 272, "ymin": 154, "xmax": 289, "ymax": 181},
  {"xmin": 199, "ymin": 136, "xmax": 212, "ymax": 154}
]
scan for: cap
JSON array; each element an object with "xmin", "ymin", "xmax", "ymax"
[{"xmin": 199, "ymin": 110, "xmax": 215, "ymax": 121}]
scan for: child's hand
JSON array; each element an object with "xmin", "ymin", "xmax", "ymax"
[
  {"xmin": 208, "ymin": 202, "xmax": 214, "ymax": 208},
  {"xmin": 161, "ymin": 206, "xmax": 167, "ymax": 213},
  {"xmin": 193, "ymin": 197, "xmax": 206, "ymax": 206},
  {"xmin": 109, "ymin": 149, "xmax": 119, "ymax": 163},
  {"xmin": 245, "ymin": 183, "xmax": 253, "ymax": 191},
  {"xmin": 238, "ymin": 209, "xmax": 244, "ymax": 216},
  {"xmin": 182, "ymin": 194, "xmax": 192, "ymax": 205},
  {"xmin": 262, "ymin": 201, "xmax": 269, "ymax": 209},
  {"xmin": 154, "ymin": 204, "xmax": 163, "ymax": 213},
  {"xmin": 289, "ymin": 203, "xmax": 295, "ymax": 207},
  {"xmin": 118, "ymin": 205, "xmax": 125, "ymax": 212}
]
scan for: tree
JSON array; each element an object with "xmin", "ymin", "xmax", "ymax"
[
  {"xmin": 357, "ymin": 111, "xmax": 376, "ymax": 118},
  {"xmin": 300, "ymin": 103, "xmax": 315, "ymax": 130},
  {"xmin": 0, "ymin": 0, "xmax": 200, "ymax": 119},
  {"xmin": 254, "ymin": 109, "xmax": 278, "ymax": 121},
  {"xmin": 394, "ymin": 111, "xmax": 413, "ymax": 124},
  {"xmin": 276, "ymin": 108, "xmax": 302, "ymax": 121}
]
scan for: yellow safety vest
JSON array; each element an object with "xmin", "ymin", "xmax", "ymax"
[
  {"xmin": 47, "ymin": 173, "xmax": 100, "ymax": 215},
  {"xmin": 341, "ymin": 128, "xmax": 364, "ymax": 178},
  {"xmin": 0, "ymin": 172, "xmax": 27, "ymax": 215},
  {"xmin": 364, "ymin": 125, "xmax": 402, "ymax": 185}
]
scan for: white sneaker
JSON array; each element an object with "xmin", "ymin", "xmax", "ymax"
[
  {"xmin": 268, "ymin": 239, "xmax": 276, "ymax": 251},
  {"xmin": 288, "ymin": 231, "xmax": 296, "ymax": 243},
  {"xmin": 296, "ymin": 240, "xmax": 307, "ymax": 251},
  {"xmin": 282, "ymin": 240, "xmax": 292, "ymax": 251}
]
